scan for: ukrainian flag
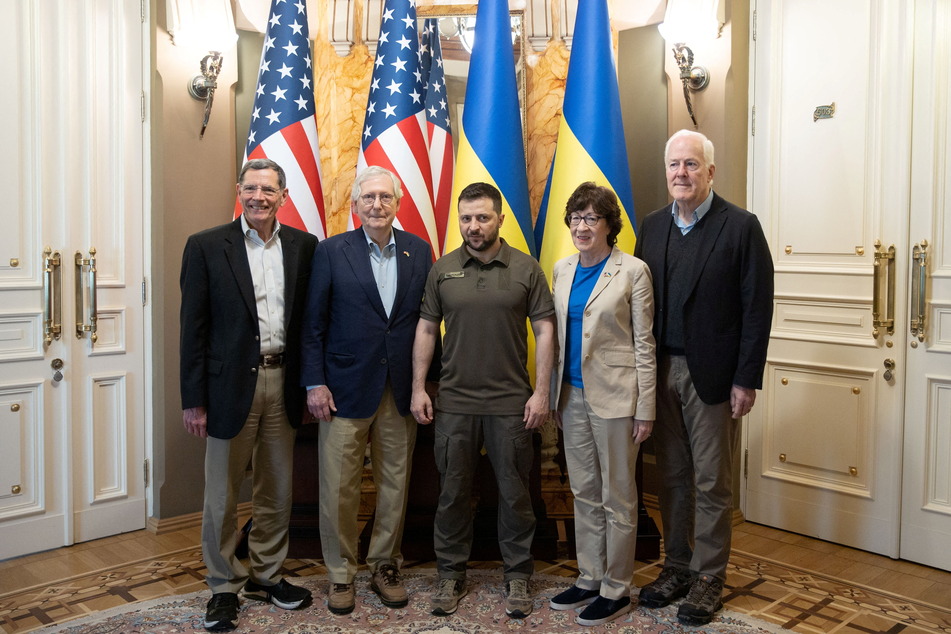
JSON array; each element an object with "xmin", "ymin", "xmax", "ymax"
[
  {"xmin": 535, "ymin": 0, "xmax": 636, "ymax": 277},
  {"xmin": 445, "ymin": 0, "xmax": 535, "ymax": 257}
]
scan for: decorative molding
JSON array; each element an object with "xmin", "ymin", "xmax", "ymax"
[
  {"xmin": 771, "ymin": 299, "xmax": 876, "ymax": 347},
  {"xmin": 931, "ymin": 302, "xmax": 951, "ymax": 352},
  {"xmin": 0, "ymin": 382, "xmax": 44, "ymax": 518},
  {"xmin": 0, "ymin": 313, "xmax": 43, "ymax": 363},
  {"xmin": 924, "ymin": 377, "xmax": 951, "ymax": 510},
  {"xmin": 88, "ymin": 374, "xmax": 128, "ymax": 504},
  {"xmin": 758, "ymin": 360, "xmax": 876, "ymax": 498},
  {"xmin": 88, "ymin": 308, "xmax": 126, "ymax": 356}
]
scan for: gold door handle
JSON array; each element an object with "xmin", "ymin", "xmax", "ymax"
[
  {"xmin": 43, "ymin": 247, "xmax": 62, "ymax": 346},
  {"xmin": 872, "ymin": 240, "xmax": 896, "ymax": 338},
  {"xmin": 910, "ymin": 240, "xmax": 928, "ymax": 342},
  {"xmin": 74, "ymin": 247, "xmax": 98, "ymax": 343}
]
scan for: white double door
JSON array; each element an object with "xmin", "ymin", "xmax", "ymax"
[
  {"xmin": 747, "ymin": 0, "xmax": 951, "ymax": 570},
  {"xmin": 0, "ymin": 0, "xmax": 148, "ymax": 559}
]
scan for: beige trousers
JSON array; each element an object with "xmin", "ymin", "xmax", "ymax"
[
  {"xmin": 202, "ymin": 365, "xmax": 296, "ymax": 594},
  {"xmin": 318, "ymin": 382, "xmax": 416, "ymax": 583},
  {"xmin": 560, "ymin": 384, "xmax": 640, "ymax": 599}
]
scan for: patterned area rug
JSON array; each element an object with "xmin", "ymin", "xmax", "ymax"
[{"xmin": 38, "ymin": 569, "xmax": 787, "ymax": 633}]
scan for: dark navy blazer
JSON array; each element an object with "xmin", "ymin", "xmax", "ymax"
[{"xmin": 300, "ymin": 227, "xmax": 433, "ymax": 418}]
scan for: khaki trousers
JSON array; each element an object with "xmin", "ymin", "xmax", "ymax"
[
  {"xmin": 202, "ymin": 365, "xmax": 296, "ymax": 594},
  {"xmin": 318, "ymin": 382, "xmax": 416, "ymax": 583},
  {"xmin": 560, "ymin": 384, "xmax": 640, "ymax": 599}
]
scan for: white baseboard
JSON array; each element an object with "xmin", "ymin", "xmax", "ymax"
[{"xmin": 147, "ymin": 502, "xmax": 253, "ymax": 535}]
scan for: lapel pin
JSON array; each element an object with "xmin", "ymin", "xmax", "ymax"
[{"xmin": 403, "ymin": 251, "xmax": 410, "ymax": 257}]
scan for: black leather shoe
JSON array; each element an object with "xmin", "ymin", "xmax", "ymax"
[
  {"xmin": 204, "ymin": 592, "xmax": 239, "ymax": 632},
  {"xmin": 577, "ymin": 596, "xmax": 631, "ymax": 626}
]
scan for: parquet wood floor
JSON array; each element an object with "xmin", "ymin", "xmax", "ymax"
[{"xmin": 2, "ymin": 516, "xmax": 950, "ymax": 632}]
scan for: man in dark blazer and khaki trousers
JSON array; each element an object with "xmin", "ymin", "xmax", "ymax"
[
  {"xmin": 300, "ymin": 166, "xmax": 433, "ymax": 615},
  {"xmin": 180, "ymin": 158, "xmax": 318, "ymax": 632},
  {"xmin": 635, "ymin": 130, "xmax": 774, "ymax": 626}
]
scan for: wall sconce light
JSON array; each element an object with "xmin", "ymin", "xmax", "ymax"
[
  {"xmin": 166, "ymin": 0, "xmax": 236, "ymax": 139},
  {"xmin": 187, "ymin": 51, "xmax": 224, "ymax": 140},
  {"xmin": 671, "ymin": 44, "xmax": 708, "ymax": 128},
  {"xmin": 658, "ymin": 0, "xmax": 721, "ymax": 128}
]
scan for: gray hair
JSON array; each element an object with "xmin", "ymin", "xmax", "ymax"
[
  {"xmin": 238, "ymin": 158, "xmax": 286, "ymax": 189},
  {"xmin": 351, "ymin": 166, "xmax": 403, "ymax": 203},
  {"xmin": 664, "ymin": 129, "xmax": 715, "ymax": 167}
]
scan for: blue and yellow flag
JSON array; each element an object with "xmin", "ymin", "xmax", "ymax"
[
  {"xmin": 446, "ymin": 0, "xmax": 535, "ymax": 257},
  {"xmin": 535, "ymin": 0, "xmax": 636, "ymax": 277}
]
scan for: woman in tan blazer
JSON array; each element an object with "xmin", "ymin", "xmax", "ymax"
[{"xmin": 547, "ymin": 183, "xmax": 656, "ymax": 627}]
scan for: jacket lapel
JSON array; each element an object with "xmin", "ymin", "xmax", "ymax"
[
  {"xmin": 281, "ymin": 226, "xmax": 300, "ymax": 322},
  {"xmin": 343, "ymin": 228, "xmax": 389, "ymax": 321},
  {"xmin": 224, "ymin": 219, "xmax": 257, "ymax": 320},
  {"xmin": 586, "ymin": 247, "xmax": 623, "ymax": 308},
  {"xmin": 554, "ymin": 254, "xmax": 577, "ymax": 316},
  {"xmin": 685, "ymin": 194, "xmax": 729, "ymax": 299},
  {"xmin": 389, "ymin": 229, "xmax": 413, "ymax": 324}
]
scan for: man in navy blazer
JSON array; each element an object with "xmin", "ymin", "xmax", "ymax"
[
  {"xmin": 300, "ymin": 166, "xmax": 433, "ymax": 615},
  {"xmin": 180, "ymin": 159, "xmax": 317, "ymax": 631},
  {"xmin": 634, "ymin": 131, "xmax": 773, "ymax": 626}
]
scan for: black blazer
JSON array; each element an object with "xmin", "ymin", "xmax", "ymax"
[
  {"xmin": 300, "ymin": 227, "xmax": 432, "ymax": 419},
  {"xmin": 179, "ymin": 218, "xmax": 318, "ymax": 439},
  {"xmin": 635, "ymin": 193, "xmax": 774, "ymax": 404}
]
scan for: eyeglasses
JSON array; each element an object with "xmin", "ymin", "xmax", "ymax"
[
  {"xmin": 241, "ymin": 184, "xmax": 281, "ymax": 196},
  {"xmin": 360, "ymin": 193, "xmax": 395, "ymax": 206},
  {"xmin": 568, "ymin": 214, "xmax": 603, "ymax": 227}
]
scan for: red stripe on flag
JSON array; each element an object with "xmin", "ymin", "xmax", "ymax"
[
  {"xmin": 281, "ymin": 121, "xmax": 325, "ymax": 221},
  {"xmin": 428, "ymin": 122, "xmax": 454, "ymax": 255},
  {"xmin": 395, "ymin": 117, "xmax": 435, "ymax": 196}
]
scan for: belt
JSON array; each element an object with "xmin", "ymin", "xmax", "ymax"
[{"xmin": 259, "ymin": 352, "xmax": 285, "ymax": 367}]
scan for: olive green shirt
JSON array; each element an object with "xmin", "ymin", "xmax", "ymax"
[{"xmin": 420, "ymin": 240, "xmax": 554, "ymax": 414}]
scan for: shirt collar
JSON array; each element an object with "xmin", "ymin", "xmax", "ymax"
[
  {"xmin": 458, "ymin": 238, "xmax": 511, "ymax": 267},
  {"xmin": 363, "ymin": 227, "xmax": 396, "ymax": 252},
  {"xmin": 671, "ymin": 190, "xmax": 715, "ymax": 230},
  {"xmin": 240, "ymin": 214, "xmax": 281, "ymax": 244}
]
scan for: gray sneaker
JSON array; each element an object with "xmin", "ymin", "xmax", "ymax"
[
  {"xmin": 504, "ymin": 578, "xmax": 533, "ymax": 618},
  {"xmin": 431, "ymin": 578, "xmax": 467, "ymax": 616},
  {"xmin": 677, "ymin": 574, "xmax": 724, "ymax": 625}
]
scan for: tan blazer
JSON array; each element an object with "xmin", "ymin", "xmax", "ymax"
[{"xmin": 550, "ymin": 246, "xmax": 657, "ymax": 420}]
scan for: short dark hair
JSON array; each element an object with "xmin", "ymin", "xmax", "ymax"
[
  {"xmin": 458, "ymin": 182, "xmax": 502, "ymax": 214},
  {"xmin": 238, "ymin": 158, "xmax": 286, "ymax": 190},
  {"xmin": 563, "ymin": 182, "xmax": 624, "ymax": 247}
]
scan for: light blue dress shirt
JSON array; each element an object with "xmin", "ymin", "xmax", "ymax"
[
  {"xmin": 366, "ymin": 229, "xmax": 397, "ymax": 318},
  {"xmin": 671, "ymin": 190, "xmax": 715, "ymax": 235}
]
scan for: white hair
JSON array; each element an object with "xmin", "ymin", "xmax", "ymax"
[{"xmin": 664, "ymin": 129, "xmax": 715, "ymax": 167}]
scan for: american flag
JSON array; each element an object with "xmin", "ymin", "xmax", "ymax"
[
  {"xmin": 419, "ymin": 18, "xmax": 454, "ymax": 257},
  {"xmin": 235, "ymin": 0, "xmax": 326, "ymax": 239},
  {"xmin": 355, "ymin": 0, "xmax": 439, "ymax": 260}
]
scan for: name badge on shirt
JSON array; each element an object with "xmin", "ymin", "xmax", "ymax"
[{"xmin": 443, "ymin": 271, "xmax": 466, "ymax": 279}]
